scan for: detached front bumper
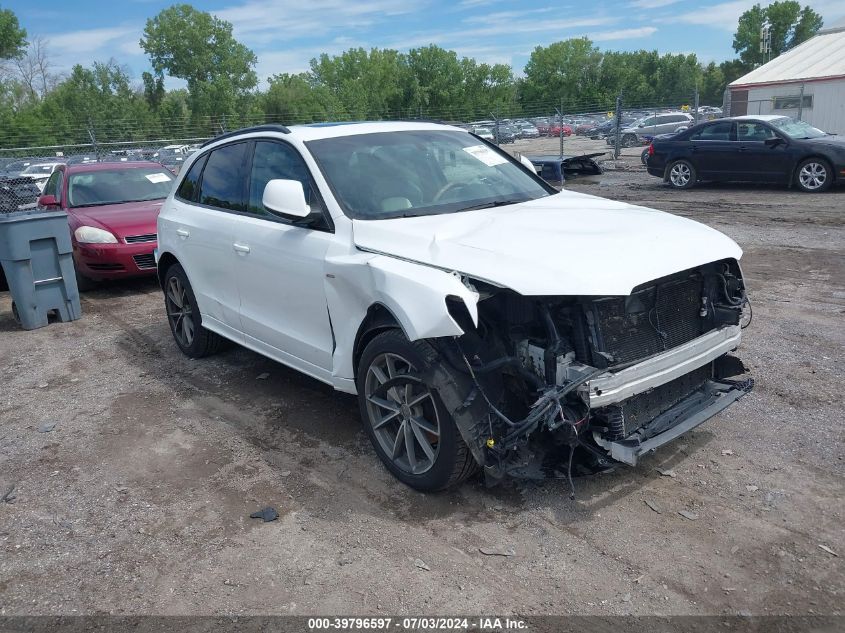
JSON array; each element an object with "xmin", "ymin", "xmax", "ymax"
[{"xmin": 593, "ymin": 378, "xmax": 753, "ymax": 465}]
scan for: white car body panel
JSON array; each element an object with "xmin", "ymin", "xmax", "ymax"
[
  {"xmin": 352, "ymin": 190, "xmax": 742, "ymax": 296},
  {"xmin": 158, "ymin": 121, "xmax": 744, "ymax": 401}
]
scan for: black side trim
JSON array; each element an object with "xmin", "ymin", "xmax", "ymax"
[{"xmin": 200, "ymin": 124, "xmax": 291, "ymax": 148}]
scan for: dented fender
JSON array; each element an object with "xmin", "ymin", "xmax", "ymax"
[{"xmin": 324, "ymin": 250, "xmax": 479, "ymax": 393}]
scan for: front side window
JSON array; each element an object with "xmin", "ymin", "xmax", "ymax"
[
  {"xmin": 306, "ymin": 130, "xmax": 552, "ymax": 220},
  {"xmin": 199, "ymin": 143, "xmax": 249, "ymax": 211},
  {"xmin": 736, "ymin": 122, "xmax": 777, "ymax": 141},
  {"xmin": 67, "ymin": 168, "xmax": 175, "ymax": 208},
  {"xmin": 44, "ymin": 171, "xmax": 62, "ymax": 201},
  {"xmin": 247, "ymin": 141, "xmax": 324, "ymax": 217}
]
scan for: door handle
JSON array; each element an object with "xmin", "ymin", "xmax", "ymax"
[
  {"xmin": 233, "ymin": 243, "xmax": 251, "ymax": 254},
  {"xmin": 738, "ymin": 146, "xmax": 748, "ymax": 152},
  {"xmin": 176, "ymin": 228, "xmax": 190, "ymax": 238}
]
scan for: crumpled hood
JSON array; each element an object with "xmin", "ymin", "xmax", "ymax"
[{"xmin": 352, "ymin": 190, "xmax": 742, "ymax": 296}]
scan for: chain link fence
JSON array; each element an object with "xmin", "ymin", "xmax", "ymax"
[{"xmin": 1, "ymin": 91, "xmax": 720, "ymax": 212}]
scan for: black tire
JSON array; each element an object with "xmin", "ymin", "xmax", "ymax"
[
  {"xmin": 666, "ymin": 159, "xmax": 697, "ymax": 189},
  {"xmin": 622, "ymin": 134, "xmax": 638, "ymax": 148},
  {"xmin": 795, "ymin": 157, "xmax": 833, "ymax": 193},
  {"xmin": 162, "ymin": 263, "xmax": 223, "ymax": 358},
  {"xmin": 356, "ymin": 329, "xmax": 477, "ymax": 491},
  {"xmin": 74, "ymin": 266, "xmax": 97, "ymax": 292},
  {"xmin": 641, "ymin": 148, "xmax": 649, "ymax": 166}
]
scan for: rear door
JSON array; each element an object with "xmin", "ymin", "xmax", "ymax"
[
  {"xmin": 164, "ymin": 144, "xmax": 246, "ymax": 340},
  {"xmin": 232, "ymin": 139, "xmax": 335, "ymax": 379},
  {"xmin": 687, "ymin": 121, "xmax": 735, "ymax": 179}
]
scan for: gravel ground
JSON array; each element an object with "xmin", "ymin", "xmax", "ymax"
[{"xmin": 0, "ymin": 139, "xmax": 843, "ymax": 617}]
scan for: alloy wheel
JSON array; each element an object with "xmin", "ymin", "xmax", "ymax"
[
  {"xmin": 798, "ymin": 162, "xmax": 827, "ymax": 190},
  {"xmin": 363, "ymin": 352, "xmax": 441, "ymax": 476},
  {"xmin": 165, "ymin": 275, "xmax": 195, "ymax": 348},
  {"xmin": 669, "ymin": 162, "xmax": 691, "ymax": 187}
]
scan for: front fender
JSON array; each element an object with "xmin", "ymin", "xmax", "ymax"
[{"xmin": 324, "ymin": 252, "xmax": 479, "ymax": 392}]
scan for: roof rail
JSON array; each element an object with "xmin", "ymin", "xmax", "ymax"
[{"xmin": 200, "ymin": 123, "xmax": 291, "ymax": 148}]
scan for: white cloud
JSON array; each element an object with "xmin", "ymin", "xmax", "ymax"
[
  {"xmin": 48, "ymin": 26, "xmax": 140, "ymax": 56},
  {"xmin": 589, "ymin": 26, "xmax": 658, "ymax": 41},
  {"xmin": 629, "ymin": 0, "xmax": 680, "ymax": 8},
  {"xmin": 216, "ymin": 0, "xmax": 426, "ymax": 41}
]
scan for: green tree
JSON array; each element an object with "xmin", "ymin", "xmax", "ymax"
[
  {"xmin": 521, "ymin": 38, "xmax": 604, "ymax": 108},
  {"xmin": 733, "ymin": 1, "xmax": 823, "ymax": 66},
  {"xmin": 309, "ymin": 47, "xmax": 411, "ymax": 119},
  {"xmin": 262, "ymin": 73, "xmax": 337, "ymax": 123},
  {"xmin": 0, "ymin": 6, "xmax": 26, "ymax": 60},
  {"xmin": 140, "ymin": 4, "xmax": 257, "ymax": 123}
]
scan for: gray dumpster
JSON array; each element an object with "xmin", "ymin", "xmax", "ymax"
[{"xmin": 0, "ymin": 209, "xmax": 81, "ymax": 330}]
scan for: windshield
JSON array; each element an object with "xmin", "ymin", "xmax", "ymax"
[
  {"xmin": 68, "ymin": 168, "xmax": 174, "ymax": 208},
  {"xmin": 768, "ymin": 117, "xmax": 827, "ymax": 139},
  {"xmin": 306, "ymin": 130, "xmax": 552, "ymax": 220},
  {"xmin": 22, "ymin": 164, "xmax": 56, "ymax": 175}
]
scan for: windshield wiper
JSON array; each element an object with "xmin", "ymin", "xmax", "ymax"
[{"xmin": 453, "ymin": 198, "xmax": 526, "ymax": 213}]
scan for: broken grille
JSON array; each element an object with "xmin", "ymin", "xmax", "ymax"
[{"xmin": 591, "ymin": 273, "xmax": 704, "ymax": 366}]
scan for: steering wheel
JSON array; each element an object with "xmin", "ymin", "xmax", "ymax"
[{"xmin": 433, "ymin": 181, "xmax": 473, "ymax": 203}]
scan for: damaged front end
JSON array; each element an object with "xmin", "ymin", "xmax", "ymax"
[{"xmin": 426, "ymin": 258, "xmax": 754, "ymax": 488}]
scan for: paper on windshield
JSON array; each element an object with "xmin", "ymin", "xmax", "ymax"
[
  {"xmin": 145, "ymin": 173, "xmax": 171, "ymax": 184},
  {"xmin": 462, "ymin": 145, "xmax": 508, "ymax": 167}
]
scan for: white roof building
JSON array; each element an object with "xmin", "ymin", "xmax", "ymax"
[{"xmin": 728, "ymin": 19, "xmax": 845, "ymax": 133}]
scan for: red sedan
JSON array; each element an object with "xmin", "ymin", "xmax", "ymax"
[
  {"xmin": 37, "ymin": 162, "xmax": 175, "ymax": 289},
  {"xmin": 548, "ymin": 123, "xmax": 573, "ymax": 137}
]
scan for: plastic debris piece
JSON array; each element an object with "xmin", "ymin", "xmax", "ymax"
[{"xmin": 249, "ymin": 507, "xmax": 279, "ymax": 522}]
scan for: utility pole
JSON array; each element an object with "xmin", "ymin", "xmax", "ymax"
[
  {"xmin": 613, "ymin": 94, "xmax": 622, "ymax": 160},
  {"xmin": 87, "ymin": 121, "xmax": 99, "ymax": 160},
  {"xmin": 693, "ymin": 86, "xmax": 700, "ymax": 123},
  {"xmin": 556, "ymin": 99, "xmax": 564, "ymax": 158},
  {"xmin": 797, "ymin": 83, "xmax": 805, "ymax": 121}
]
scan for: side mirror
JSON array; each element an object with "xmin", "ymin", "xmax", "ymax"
[
  {"xmin": 38, "ymin": 194, "xmax": 60, "ymax": 209},
  {"xmin": 263, "ymin": 179, "xmax": 310, "ymax": 219},
  {"xmin": 765, "ymin": 137, "xmax": 784, "ymax": 148}
]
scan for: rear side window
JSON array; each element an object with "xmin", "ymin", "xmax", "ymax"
[
  {"xmin": 176, "ymin": 154, "xmax": 207, "ymax": 202},
  {"xmin": 690, "ymin": 122, "xmax": 733, "ymax": 141},
  {"xmin": 198, "ymin": 143, "xmax": 249, "ymax": 211}
]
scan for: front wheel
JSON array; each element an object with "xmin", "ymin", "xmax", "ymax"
[
  {"xmin": 357, "ymin": 330, "xmax": 477, "ymax": 491},
  {"xmin": 795, "ymin": 158, "xmax": 832, "ymax": 192},
  {"xmin": 622, "ymin": 134, "xmax": 638, "ymax": 148},
  {"xmin": 641, "ymin": 148, "xmax": 649, "ymax": 166},
  {"xmin": 667, "ymin": 159, "xmax": 696, "ymax": 189},
  {"xmin": 162, "ymin": 263, "xmax": 223, "ymax": 358}
]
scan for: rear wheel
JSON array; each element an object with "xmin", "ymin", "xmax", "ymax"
[
  {"xmin": 667, "ymin": 159, "xmax": 696, "ymax": 189},
  {"xmin": 163, "ymin": 263, "xmax": 223, "ymax": 358},
  {"xmin": 357, "ymin": 329, "xmax": 477, "ymax": 491},
  {"xmin": 795, "ymin": 158, "xmax": 832, "ymax": 193}
]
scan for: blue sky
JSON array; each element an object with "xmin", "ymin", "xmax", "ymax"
[{"xmin": 7, "ymin": 0, "xmax": 845, "ymax": 88}]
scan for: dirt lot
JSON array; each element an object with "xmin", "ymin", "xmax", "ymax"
[{"xmin": 1, "ymin": 139, "xmax": 843, "ymax": 618}]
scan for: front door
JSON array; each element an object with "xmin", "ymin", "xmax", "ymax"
[
  {"xmin": 732, "ymin": 122, "xmax": 792, "ymax": 181},
  {"xmin": 233, "ymin": 140, "xmax": 335, "ymax": 380}
]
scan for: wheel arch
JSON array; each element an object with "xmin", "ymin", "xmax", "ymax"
[
  {"xmin": 156, "ymin": 251, "xmax": 181, "ymax": 290},
  {"xmin": 352, "ymin": 302, "xmax": 406, "ymax": 377}
]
